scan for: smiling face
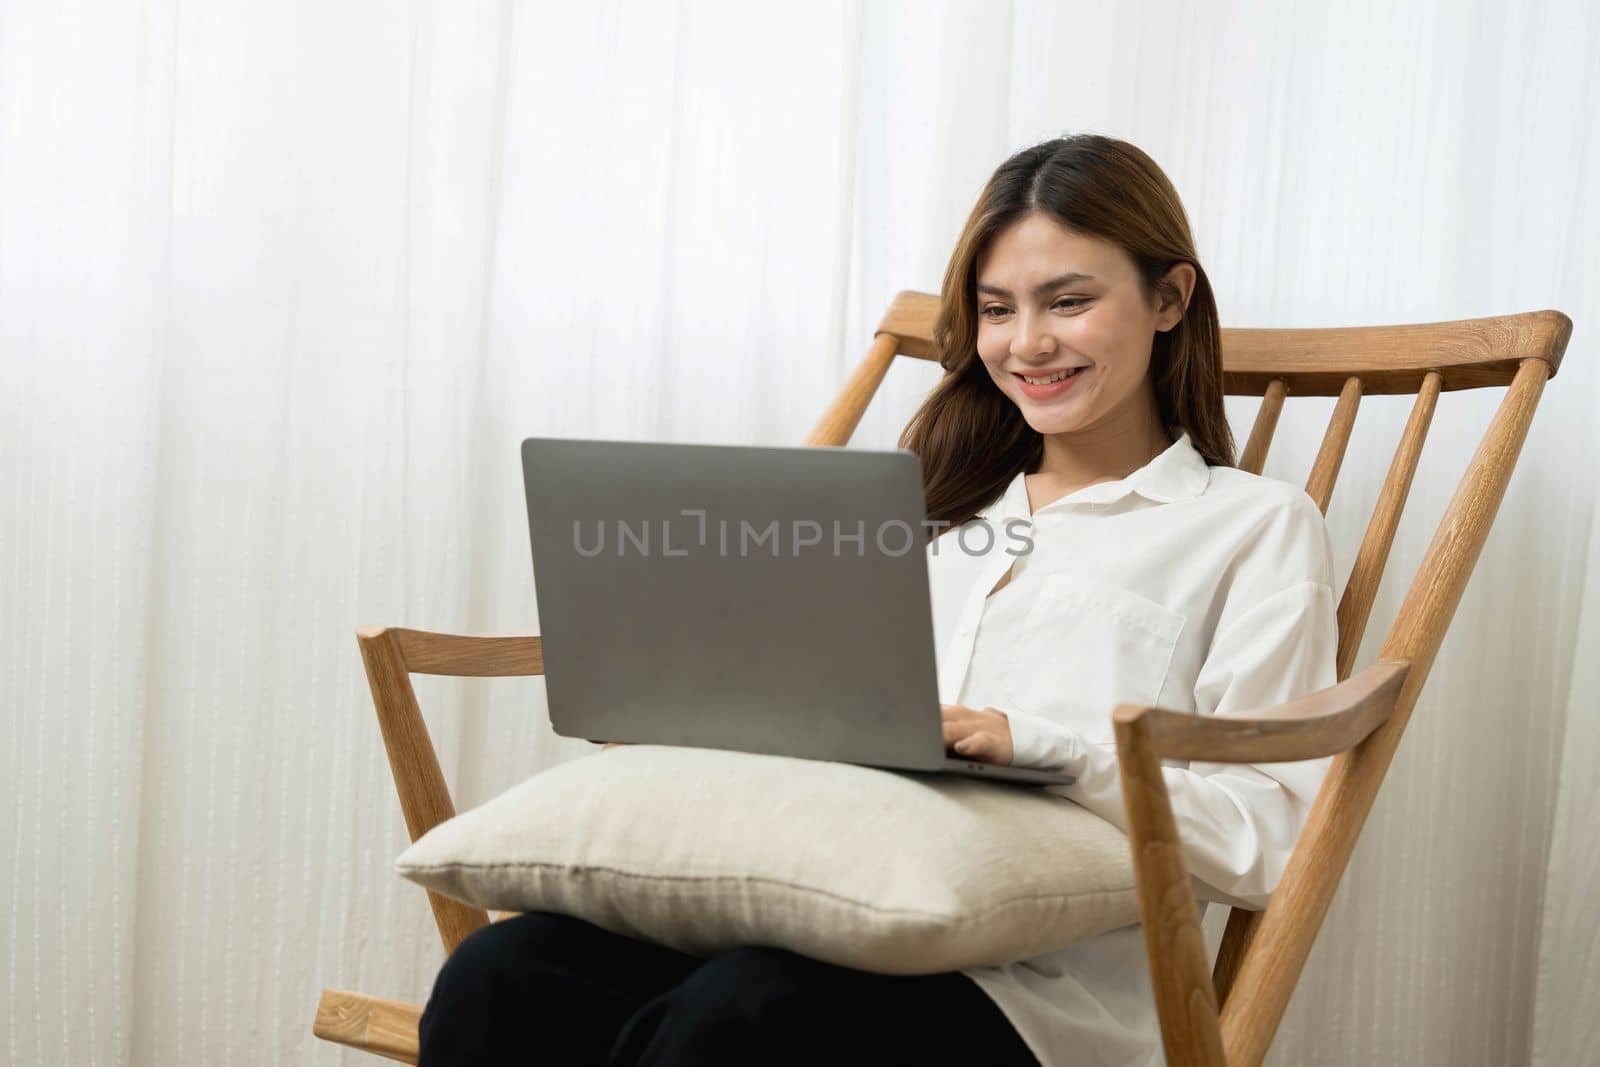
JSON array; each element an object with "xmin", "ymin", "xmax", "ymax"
[{"xmin": 974, "ymin": 211, "xmax": 1178, "ymax": 437}]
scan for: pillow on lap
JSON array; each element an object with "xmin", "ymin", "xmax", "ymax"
[{"xmin": 396, "ymin": 744, "xmax": 1140, "ymax": 974}]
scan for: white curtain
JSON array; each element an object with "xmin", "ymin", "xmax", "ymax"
[{"xmin": 3, "ymin": 1, "xmax": 1595, "ymax": 1063}]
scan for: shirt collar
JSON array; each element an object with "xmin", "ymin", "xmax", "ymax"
[{"xmin": 978, "ymin": 429, "xmax": 1211, "ymax": 522}]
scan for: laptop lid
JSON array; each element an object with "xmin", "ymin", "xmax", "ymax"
[{"xmin": 520, "ymin": 436, "xmax": 949, "ymax": 769}]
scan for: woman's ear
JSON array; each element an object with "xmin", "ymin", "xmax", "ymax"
[{"xmin": 1155, "ymin": 261, "xmax": 1196, "ymax": 332}]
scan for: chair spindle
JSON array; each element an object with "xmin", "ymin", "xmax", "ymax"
[
  {"xmin": 1304, "ymin": 376, "xmax": 1363, "ymax": 514},
  {"xmin": 1334, "ymin": 372, "xmax": 1442, "ymax": 681},
  {"xmin": 1238, "ymin": 379, "xmax": 1288, "ymax": 475}
]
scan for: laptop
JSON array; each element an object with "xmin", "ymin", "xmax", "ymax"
[{"xmin": 520, "ymin": 436, "xmax": 1076, "ymax": 787}]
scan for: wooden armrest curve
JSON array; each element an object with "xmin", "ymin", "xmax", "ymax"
[
  {"xmin": 358, "ymin": 625, "xmax": 545, "ymax": 677},
  {"xmin": 313, "ymin": 988, "xmax": 421, "ymax": 1064},
  {"xmin": 1113, "ymin": 659, "xmax": 1411, "ymax": 763}
]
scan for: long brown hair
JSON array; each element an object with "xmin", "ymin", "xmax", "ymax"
[{"xmin": 899, "ymin": 134, "xmax": 1236, "ymax": 532}]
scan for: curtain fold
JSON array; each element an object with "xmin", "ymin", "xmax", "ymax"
[{"xmin": 2, "ymin": 1, "xmax": 1594, "ymax": 1063}]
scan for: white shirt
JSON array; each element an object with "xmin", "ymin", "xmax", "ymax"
[{"xmin": 930, "ymin": 430, "xmax": 1339, "ymax": 1067}]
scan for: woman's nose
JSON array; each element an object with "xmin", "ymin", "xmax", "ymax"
[{"xmin": 1009, "ymin": 312, "xmax": 1057, "ymax": 358}]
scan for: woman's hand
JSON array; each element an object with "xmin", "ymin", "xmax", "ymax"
[{"xmin": 940, "ymin": 703, "xmax": 1015, "ymax": 766}]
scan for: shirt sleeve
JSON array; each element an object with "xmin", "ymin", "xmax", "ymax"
[{"xmin": 1004, "ymin": 579, "xmax": 1339, "ymax": 910}]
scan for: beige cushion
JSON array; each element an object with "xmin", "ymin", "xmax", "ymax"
[{"xmin": 396, "ymin": 745, "xmax": 1141, "ymax": 974}]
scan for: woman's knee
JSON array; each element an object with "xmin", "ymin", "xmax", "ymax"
[
  {"xmin": 682, "ymin": 945, "xmax": 832, "ymax": 1025},
  {"xmin": 421, "ymin": 912, "xmax": 630, "ymax": 1064},
  {"xmin": 612, "ymin": 946, "xmax": 861, "ymax": 1065},
  {"xmin": 427, "ymin": 912, "xmax": 584, "ymax": 1006}
]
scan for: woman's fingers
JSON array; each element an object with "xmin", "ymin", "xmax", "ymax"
[
  {"xmin": 940, "ymin": 704, "xmax": 961, "ymax": 746},
  {"xmin": 943, "ymin": 703, "xmax": 989, "ymax": 750},
  {"xmin": 943, "ymin": 704, "xmax": 1002, "ymax": 762},
  {"xmin": 941, "ymin": 704, "xmax": 1012, "ymax": 763}
]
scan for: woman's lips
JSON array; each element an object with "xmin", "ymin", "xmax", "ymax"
[{"xmin": 1015, "ymin": 367, "xmax": 1085, "ymax": 399}]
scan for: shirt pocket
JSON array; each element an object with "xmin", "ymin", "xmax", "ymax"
[{"xmin": 1018, "ymin": 572, "xmax": 1186, "ymax": 742}]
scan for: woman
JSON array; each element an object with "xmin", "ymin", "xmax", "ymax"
[
  {"xmin": 911, "ymin": 134, "xmax": 1337, "ymax": 1066},
  {"xmin": 418, "ymin": 134, "xmax": 1337, "ymax": 1067}
]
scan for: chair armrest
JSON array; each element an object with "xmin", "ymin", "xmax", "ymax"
[
  {"xmin": 361, "ymin": 625, "xmax": 544, "ymax": 677},
  {"xmin": 1112, "ymin": 659, "xmax": 1411, "ymax": 764},
  {"xmin": 356, "ymin": 626, "xmax": 518, "ymax": 953},
  {"xmin": 314, "ymin": 988, "xmax": 421, "ymax": 1064}
]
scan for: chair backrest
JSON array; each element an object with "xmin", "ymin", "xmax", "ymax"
[{"xmin": 805, "ymin": 290, "xmax": 1570, "ymax": 1065}]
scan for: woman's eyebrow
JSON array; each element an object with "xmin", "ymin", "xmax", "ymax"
[{"xmin": 976, "ymin": 272, "xmax": 1097, "ymax": 298}]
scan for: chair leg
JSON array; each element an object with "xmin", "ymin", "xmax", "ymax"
[{"xmin": 314, "ymin": 988, "xmax": 422, "ymax": 1064}]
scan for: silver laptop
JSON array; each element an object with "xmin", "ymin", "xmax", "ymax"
[{"xmin": 520, "ymin": 436, "xmax": 1075, "ymax": 787}]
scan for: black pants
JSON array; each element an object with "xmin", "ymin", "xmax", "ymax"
[{"xmin": 418, "ymin": 910, "xmax": 1041, "ymax": 1066}]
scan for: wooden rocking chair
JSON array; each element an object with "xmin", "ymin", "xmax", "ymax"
[{"xmin": 313, "ymin": 291, "xmax": 1570, "ymax": 1066}]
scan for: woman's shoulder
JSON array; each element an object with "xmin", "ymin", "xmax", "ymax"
[
  {"xmin": 1198, "ymin": 465, "xmax": 1334, "ymax": 587},
  {"xmin": 1203, "ymin": 464, "xmax": 1324, "ymax": 526}
]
